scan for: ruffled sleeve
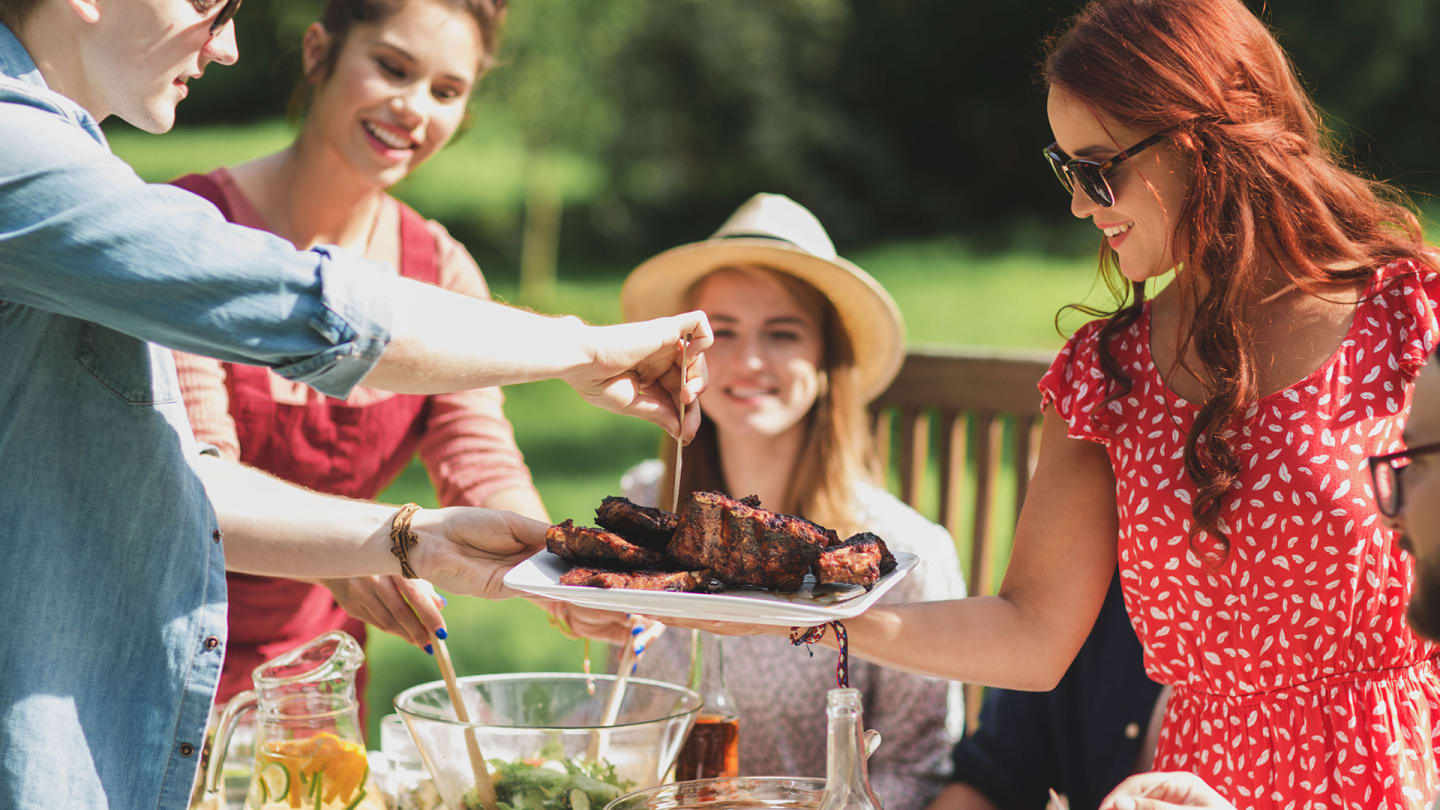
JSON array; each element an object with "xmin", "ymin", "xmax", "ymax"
[
  {"xmin": 1374, "ymin": 258, "xmax": 1440, "ymax": 380},
  {"xmin": 1037, "ymin": 317, "xmax": 1117, "ymax": 446}
]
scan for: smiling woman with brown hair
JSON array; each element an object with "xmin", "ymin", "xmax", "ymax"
[{"xmin": 170, "ymin": 0, "xmax": 549, "ymax": 711}]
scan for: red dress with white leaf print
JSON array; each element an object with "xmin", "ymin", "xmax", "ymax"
[{"xmin": 1038, "ymin": 260, "xmax": 1440, "ymax": 810}]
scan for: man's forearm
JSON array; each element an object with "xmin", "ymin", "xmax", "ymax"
[
  {"xmin": 361, "ymin": 277, "xmax": 592, "ymax": 394},
  {"xmin": 194, "ymin": 454, "xmax": 399, "ymax": 578}
]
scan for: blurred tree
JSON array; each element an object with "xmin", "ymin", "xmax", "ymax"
[
  {"xmin": 169, "ymin": 0, "xmax": 1440, "ymax": 258},
  {"xmin": 1264, "ymin": 0, "xmax": 1440, "ymax": 199},
  {"xmin": 175, "ymin": 1, "xmax": 320, "ymax": 125}
]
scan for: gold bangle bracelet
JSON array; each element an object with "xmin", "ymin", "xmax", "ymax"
[{"xmin": 389, "ymin": 502, "xmax": 422, "ymax": 579}]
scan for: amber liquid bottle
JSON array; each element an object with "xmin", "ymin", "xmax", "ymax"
[{"xmin": 674, "ymin": 630, "xmax": 740, "ymax": 780}]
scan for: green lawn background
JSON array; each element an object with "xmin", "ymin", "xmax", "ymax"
[{"xmin": 110, "ymin": 119, "xmax": 1118, "ymax": 744}]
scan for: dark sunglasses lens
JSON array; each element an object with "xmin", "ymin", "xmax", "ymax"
[
  {"xmin": 1074, "ymin": 165, "xmax": 1115, "ymax": 207},
  {"xmin": 211, "ymin": 0, "xmax": 241, "ymax": 34},
  {"xmin": 1044, "ymin": 148, "xmax": 1074, "ymax": 195}
]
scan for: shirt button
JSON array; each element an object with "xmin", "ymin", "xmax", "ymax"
[
  {"xmin": 204, "ymin": 636, "xmax": 221, "ymax": 651},
  {"xmin": 212, "ymin": 529, "xmax": 223, "ymax": 544},
  {"xmin": 1124, "ymin": 722, "xmax": 1141, "ymax": 739},
  {"xmin": 180, "ymin": 742, "xmax": 196, "ymax": 757}
]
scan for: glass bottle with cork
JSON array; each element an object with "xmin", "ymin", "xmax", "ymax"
[
  {"xmin": 674, "ymin": 630, "xmax": 739, "ymax": 779},
  {"xmin": 817, "ymin": 687, "xmax": 884, "ymax": 810}
]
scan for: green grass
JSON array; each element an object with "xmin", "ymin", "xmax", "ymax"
[
  {"xmin": 106, "ymin": 115, "xmax": 600, "ymax": 252},
  {"xmin": 107, "ymin": 118, "xmax": 1111, "ymax": 744}
]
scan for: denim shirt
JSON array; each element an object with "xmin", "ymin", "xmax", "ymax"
[{"xmin": 0, "ymin": 24, "xmax": 395, "ymax": 810}]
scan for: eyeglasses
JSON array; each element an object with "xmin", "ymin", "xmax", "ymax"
[
  {"xmin": 1042, "ymin": 130, "xmax": 1170, "ymax": 208},
  {"xmin": 208, "ymin": 0, "xmax": 242, "ymax": 37},
  {"xmin": 1368, "ymin": 441, "xmax": 1440, "ymax": 518}
]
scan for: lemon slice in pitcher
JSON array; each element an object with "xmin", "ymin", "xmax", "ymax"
[{"xmin": 255, "ymin": 760, "xmax": 291, "ymax": 805}]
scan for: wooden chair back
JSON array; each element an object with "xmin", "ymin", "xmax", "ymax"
[{"xmin": 868, "ymin": 345, "xmax": 1055, "ymax": 733}]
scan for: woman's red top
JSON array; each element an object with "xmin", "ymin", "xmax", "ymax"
[{"xmin": 171, "ymin": 169, "xmax": 538, "ymax": 707}]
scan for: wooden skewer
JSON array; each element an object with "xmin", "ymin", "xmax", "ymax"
[
  {"xmin": 594, "ymin": 334, "xmax": 688, "ymax": 763},
  {"xmin": 671, "ymin": 335, "xmax": 691, "ymax": 513},
  {"xmin": 433, "ymin": 637, "xmax": 498, "ymax": 810},
  {"xmin": 587, "ymin": 624, "xmax": 641, "ymax": 762},
  {"xmin": 588, "ymin": 620, "xmax": 666, "ymax": 762},
  {"xmin": 402, "ymin": 585, "xmax": 496, "ymax": 810}
]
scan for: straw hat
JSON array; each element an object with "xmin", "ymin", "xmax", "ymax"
[{"xmin": 620, "ymin": 193, "xmax": 905, "ymax": 402}]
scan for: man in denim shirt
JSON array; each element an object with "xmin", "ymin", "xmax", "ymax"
[{"xmin": 0, "ymin": 2, "xmax": 712, "ymax": 808}]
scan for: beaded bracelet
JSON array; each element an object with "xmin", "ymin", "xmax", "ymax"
[
  {"xmin": 389, "ymin": 502, "xmax": 422, "ymax": 579},
  {"xmin": 790, "ymin": 620, "xmax": 850, "ymax": 688}
]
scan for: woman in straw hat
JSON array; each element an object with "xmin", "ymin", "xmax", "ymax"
[{"xmin": 618, "ymin": 193, "xmax": 966, "ymax": 810}]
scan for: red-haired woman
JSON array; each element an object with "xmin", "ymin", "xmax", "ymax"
[{"xmin": 691, "ymin": 1, "xmax": 1440, "ymax": 806}]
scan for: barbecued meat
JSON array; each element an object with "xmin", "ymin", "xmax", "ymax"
[
  {"xmin": 545, "ymin": 520, "xmax": 669, "ymax": 568},
  {"xmin": 594, "ymin": 496, "xmax": 678, "ymax": 552},
  {"xmin": 559, "ymin": 566, "xmax": 715, "ymax": 592},
  {"xmin": 668, "ymin": 491, "xmax": 837, "ymax": 590},
  {"xmin": 815, "ymin": 532, "xmax": 897, "ymax": 587}
]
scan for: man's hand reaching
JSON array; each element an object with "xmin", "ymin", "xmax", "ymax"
[{"xmin": 566, "ymin": 312, "xmax": 713, "ymax": 442}]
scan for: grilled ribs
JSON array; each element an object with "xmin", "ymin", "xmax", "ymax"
[
  {"xmin": 545, "ymin": 520, "xmax": 669, "ymax": 568},
  {"xmin": 668, "ymin": 491, "xmax": 838, "ymax": 590},
  {"xmin": 815, "ymin": 532, "xmax": 897, "ymax": 587},
  {"xmin": 559, "ymin": 567, "xmax": 715, "ymax": 592},
  {"xmin": 594, "ymin": 496, "xmax": 678, "ymax": 552}
]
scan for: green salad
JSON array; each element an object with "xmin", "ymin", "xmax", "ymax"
[{"xmin": 464, "ymin": 741, "xmax": 635, "ymax": 810}]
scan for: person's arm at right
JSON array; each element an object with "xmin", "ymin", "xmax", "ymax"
[
  {"xmin": 685, "ymin": 405, "xmax": 1119, "ymax": 690},
  {"xmin": 825, "ymin": 405, "xmax": 1117, "ymax": 687}
]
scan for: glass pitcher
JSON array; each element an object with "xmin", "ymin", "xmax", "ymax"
[{"xmin": 203, "ymin": 631, "xmax": 386, "ymax": 810}]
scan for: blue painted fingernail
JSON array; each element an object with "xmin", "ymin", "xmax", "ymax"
[
  {"xmin": 634, "ymin": 644, "xmax": 646, "ymax": 655},
  {"xmin": 440, "ymin": 595, "xmax": 448, "ymax": 607},
  {"xmin": 436, "ymin": 627, "xmax": 448, "ymax": 640},
  {"xmin": 424, "ymin": 644, "xmax": 434, "ymax": 655},
  {"xmin": 631, "ymin": 625, "xmax": 644, "ymax": 636},
  {"xmin": 630, "ymin": 662, "xmax": 638, "ymax": 675}
]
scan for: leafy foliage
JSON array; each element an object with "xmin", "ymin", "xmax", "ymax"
[{"xmin": 171, "ymin": 0, "xmax": 1440, "ymax": 260}]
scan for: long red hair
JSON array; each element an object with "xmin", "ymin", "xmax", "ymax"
[{"xmin": 1045, "ymin": 0, "xmax": 1434, "ymax": 559}]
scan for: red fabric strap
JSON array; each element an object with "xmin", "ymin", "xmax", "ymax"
[
  {"xmin": 395, "ymin": 199, "xmax": 439, "ymax": 284},
  {"xmin": 170, "ymin": 172, "xmax": 235, "ymax": 221}
]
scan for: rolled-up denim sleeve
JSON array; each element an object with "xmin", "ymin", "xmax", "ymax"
[{"xmin": 0, "ymin": 101, "xmax": 391, "ymax": 399}]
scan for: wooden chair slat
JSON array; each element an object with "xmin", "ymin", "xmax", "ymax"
[
  {"xmin": 896, "ymin": 405, "xmax": 925, "ymax": 505},
  {"xmin": 967, "ymin": 411, "xmax": 998, "ymax": 599},
  {"xmin": 872, "ymin": 408, "xmax": 891, "ymax": 474},
  {"xmin": 936, "ymin": 409, "xmax": 964, "ymax": 541}
]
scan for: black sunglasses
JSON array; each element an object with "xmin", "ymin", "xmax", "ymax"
[
  {"xmin": 208, "ymin": 0, "xmax": 242, "ymax": 37},
  {"xmin": 1368, "ymin": 441, "xmax": 1440, "ymax": 518},
  {"xmin": 1042, "ymin": 130, "xmax": 1170, "ymax": 208}
]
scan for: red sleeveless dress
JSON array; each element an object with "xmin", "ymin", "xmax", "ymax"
[
  {"xmin": 172, "ymin": 171, "xmax": 439, "ymax": 707},
  {"xmin": 1038, "ymin": 260, "xmax": 1440, "ymax": 809}
]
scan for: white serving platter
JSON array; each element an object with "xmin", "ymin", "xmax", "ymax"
[{"xmin": 504, "ymin": 550, "xmax": 917, "ymax": 627}]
